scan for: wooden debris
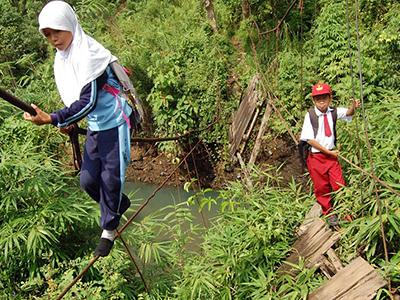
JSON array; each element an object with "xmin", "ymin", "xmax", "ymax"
[
  {"xmin": 279, "ymin": 202, "xmax": 387, "ymax": 299},
  {"xmin": 297, "ymin": 202, "xmax": 322, "ymax": 236},
  {"xmin": 236, "ymin": 152, "xmax": 253, "ymax": 190},
  {"xmin": 229, "ymin": 74, "xmax": 261, "ymax": 157},
  {"xmin": 326, "ymin": 248, "xmax": 343, "ymax": 272},
  {"xmin": 279, "ymin": 219, "xmax": 340, "ymax": 275},
  {"xmin": 316, "ymin": 249, "xmax": 343, "ymax": 278},
  {"xmin": 249, "ymin": 102, "xmax": 272, "ymax": 165},
  {"xmin": 309, "ymin": 257, "xmax": 386, "ymax": 300}
]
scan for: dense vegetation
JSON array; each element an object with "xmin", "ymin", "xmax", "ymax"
[{"xmin": 0, "ymin": 0, "xmax": 398, "ymax": 299}]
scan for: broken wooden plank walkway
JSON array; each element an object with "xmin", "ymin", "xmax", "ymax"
[
  {"xmin": 309, "ymin": 256, "xmax": 386, "ymax": 300},
  {"xmin": 279, "ymin": 218, "xmax": 340, "ymax": 275},
  {"xmin": 280, "ymin": 205, "xmax": 387, "ymax": 299}
]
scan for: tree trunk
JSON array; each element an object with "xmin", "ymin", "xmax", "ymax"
[
  {"xmin": 204, "ymin": 0, "xmax": 218, "ymax": 33},
  {"xmin": 21, "ymin": 0, "xmax": 27, "ymax": 15},
  {"xmin": 242, "ymin": 0, "xmax": 250, "ymax": 19}
]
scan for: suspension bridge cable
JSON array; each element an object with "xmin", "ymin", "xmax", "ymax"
[
  {"xmin": 118, "ymin": 235, "xmax": 149, "ymax": 292},
  {"xmin": 131, "ymin": 120, "xmax": 218, "ymax": 143},
  {"xmin": 353, "ymin": 0, "xmax": 392, "ymax": 294},
  {"xmin": 345, "ymin": 0, "xmax": 364, "ymax": 205},
  {"xmin": 299, "ymin": 0, "xmax": 304, "ymax": 96}
]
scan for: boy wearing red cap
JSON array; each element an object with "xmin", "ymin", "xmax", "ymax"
[{"xmin": 300, "ymin": 83, "xmax": 360, "ymax": 226}]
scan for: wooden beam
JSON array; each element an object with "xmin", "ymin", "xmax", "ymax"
[
  {"xmin": 326, "ymin": 248, "xmax": 344, "ymax": 272},
  {"xmin": 236, "ymin": 152, "xmax": 253, "ymax": 190},
  {"xmin": 279, "ymin": 219, "xmax": 340, "ymax": 275},
  {"xmin": 249, "ymin": 102, "xmax": 272, "ymax": 165},
  {"xmin": 229, "ymin": 75, "xmax": 260, "ymax": 156},
  {"xmin": 297, "ymin": 203, "xmax": 322, "ymax": 236},
  {"xmin": 309, "ymin": 257, "xmax": 386, "ymax": 300}
]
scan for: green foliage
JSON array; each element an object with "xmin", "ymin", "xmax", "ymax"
[
  {"xmin": 123, "ymin": 199, "xmax": 202, "ymax": 295},
  {"xmin": 358, "ymin": 3, "xmax": 400, "ymax": 93},
  {"xmin": 1, "ymin": 0, "xmax": 399, "ymax": 298},
  {"xmin": 174, "ymin": 172, "xmax": 312, "ymax": 299},
  {"xmin": 335, "ymin": 91, "xmax": 400, "ymax": 267},
  {"xmin": 0, "ymin": 1, "xmax": 47, "ymax": 86},
  {"xmin": 108, "ymin": 0, "xmax": 234, "ymax": 153},
  {"xmin": 146, "ymin": 34, "xmax": 230, "ymax": 145},
  {"xmin": 20, "ymin": 253, "xmax": 138, "ymax": 299},
  {"xmin": 0, "ymin": 113, "xmax": 97, "ymax": 296},
  {"xmin": 74, "ymin": 0, "xmax": 117, "ymax": 35}
]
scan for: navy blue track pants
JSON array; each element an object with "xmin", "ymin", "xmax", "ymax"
[{"xmin": 80, "ymin": 122, "xmax": 131, "ymax": 230}]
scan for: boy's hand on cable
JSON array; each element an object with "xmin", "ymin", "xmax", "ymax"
[
  {"xmin": 346, "ymin": 99, "xmax": 361, "ymax": 116},
  {"xmin": 352, "ymin": 98, "xmax": 361, "ymax": 109},
  {"xmin": 23, "ymin": 104, "xmax": 52, "ymax": 125}
]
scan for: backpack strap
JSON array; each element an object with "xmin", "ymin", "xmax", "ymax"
[
  {"xmin": 110, "ymin": 61, "xmax": 144, "ymax": 123},
  {"xmin": 308, "ymin": 107, "xmax": 338, "ymax": 145},
  {"xmin": 308, "ymin": 108, "xmax": 318, "ymax": 138},
  {"xmin": 331, "ymin": 108, "xmax": 337, "ymax": 146}
]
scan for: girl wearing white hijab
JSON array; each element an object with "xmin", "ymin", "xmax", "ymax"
[{"xmin": 24, "ymin": 1, "xmax": 133, "ymax": 257}]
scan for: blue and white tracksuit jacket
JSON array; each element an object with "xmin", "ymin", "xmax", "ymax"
[{"xmin": 50, "ymin": 66, "xmax": 132, "ymax": 230}]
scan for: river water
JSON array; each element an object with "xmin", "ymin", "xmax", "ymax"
[{"xmin": 125, "ymin": 181, "xmax": 219, "ymax": 228}]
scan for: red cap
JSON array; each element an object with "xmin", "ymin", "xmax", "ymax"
[{"xmin": 311, "ymin": 83, "xmax": 332, "ymax": 97}]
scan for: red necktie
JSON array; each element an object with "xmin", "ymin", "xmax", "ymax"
[{"xmin": 324, "ymin": 114, "xmax": 332, "ymax": 137}]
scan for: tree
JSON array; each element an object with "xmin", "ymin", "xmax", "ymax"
[
  {"xmin": 242, "ymin": 0, "xmax": 250, "ymax": 19},
  {"xmin": 204, "ymin": 0, "xmax": 218, "ymax": 33}
]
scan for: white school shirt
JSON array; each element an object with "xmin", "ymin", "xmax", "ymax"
[{"xmin": 300, "ymin": 107, "xmax": 352, "ymax": 153}]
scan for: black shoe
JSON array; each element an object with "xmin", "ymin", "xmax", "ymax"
[
  {"xmin": 94, "ymin": 238, "xmax": 114, "ymax": 257},
  {"xmin": 327, "ymin": 214, "xmax": 339, "ymax": 227}
]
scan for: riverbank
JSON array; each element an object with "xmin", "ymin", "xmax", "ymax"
[{"xmin": 125, "ymin": 135, "xmax": 304, "ymax": 189}]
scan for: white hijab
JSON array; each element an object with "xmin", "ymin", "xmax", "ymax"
[{"xmin": 38, "ymin": 1, "xmax": 117, "ymax": 107}]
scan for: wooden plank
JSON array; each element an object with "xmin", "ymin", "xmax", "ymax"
[
  {"xmin": 296, "ymin": 229, "xmax": 332, "ymax": 258},
  {"xmin": 309, "ymin": 257, "xmax": 386, "ymax": 300},
  {"xmin": 326, "ymin": 248, "xmax": 343, "ymax": 272},
  {"xmin": 243, "ymin": 106, "xmax": 260, "ymax": 142},
  {"xmin": 304, "ymin": 203, "xmax": 322, "ymax": 221},
  {"xmin": 239, "ymin": 106, "xmax": 260, "ymax": 155},
  {"xmin": 291, "ymin": 221, "xmax": 330, "ymax": 257},
  {"xmin": 306, "ymin": 232, "xmax": 340, "ymax": 268},
  {"xmin": 295, "ymin": 218, "xmax": 327, "ymax": 246},
  {"xmin": 229, "ymin": 75, "xmax": 260, "ymax": 156},
  {"xmin": 297, "ymin": 203, "xmax": 322, "ymax": 236},
  {"xmin": 231, "ymin": 94, "xmax": 257, "ymax": 152},
  {"xmin": 317, "ymin": 255, "xmax": 336, "ymax": 279},
  {"xmin": 231, "ymin": 87, "xmax": 256, "ymax": 139},
  {"xmin": 283, "ymin": 229, "xmax": 328, "ymax": 267},
  {"xmin": 249, "ymin": 102, "xmax": 272, "ymax": 165},
  {"xmin": 337, "ymin": 271, "xmax": 386, "ymax": 299},
  {"xmin": 280, "ymin": 219, "xmax": 339, "ymax": 274}
]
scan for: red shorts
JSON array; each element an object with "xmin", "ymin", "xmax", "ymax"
[{"xmin": 306, "ymin": 153, "xmax": 345, "ymax": 215}]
